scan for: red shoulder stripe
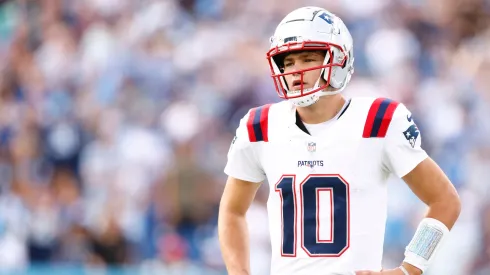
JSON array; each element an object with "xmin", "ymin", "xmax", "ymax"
[
  {"xmin": 260, "ymin": 104, "xmax": 272, "ymax": 142},
  {"xmin": 376, "ymin": 101, "xmax": 399, "ymax": 137},
  {"xmin": 247, "ymin": 108, "xmax": 257, "ymax": 142},
  {"xmin": 246, "ymin": 104, "xmax": 272, "ymax": 142},
  {"xmin": 362, "ymin": 98, "xmax": 384, "ymax": 138}
]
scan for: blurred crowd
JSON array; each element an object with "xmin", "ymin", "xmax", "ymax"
[{"xmin": 0, "ymin": 0, "xmax": 489, "ymax": 274}]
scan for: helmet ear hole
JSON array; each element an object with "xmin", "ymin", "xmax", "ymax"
[
  {"xmin": 342, "ymin": 57, "xmax": 347, "ymax": 69},
  {"xmin": 341, "ymin": 49, "xmax": 349, "ymax": 69}
]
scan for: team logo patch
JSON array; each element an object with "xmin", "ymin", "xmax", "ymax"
[
  {"xmin": 403, "ymin": 124, "xmax": 419, "ymax": 148},
  {"xmin": 307, "ymin": 142, "xmax": 316, "ymax": 152}
]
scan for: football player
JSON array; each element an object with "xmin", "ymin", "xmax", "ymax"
[{"xmin": 218, "ymin": 6, "xmax": 461, "ymax": 275}]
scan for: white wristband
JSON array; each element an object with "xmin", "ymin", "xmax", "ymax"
[
  {"xmin": 403, "ymin": 218, "xmax": 449, "ymax": 273},
  {"xmin": 399, "ymin": 266, "xmax": 410, "ymax": 275}
]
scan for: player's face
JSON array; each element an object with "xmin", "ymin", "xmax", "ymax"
[{"xmin": 282, "ymin": 51, "xmax": 326, "ymax": 91}]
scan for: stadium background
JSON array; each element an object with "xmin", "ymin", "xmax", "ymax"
[{"xmin": 0, "ymin": 0, "xmax": 488, "ymax": 274}]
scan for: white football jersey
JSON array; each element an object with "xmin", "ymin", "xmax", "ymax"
[{"xmin": 224, "ymin": 97, "xmax": 428, "ymax": 275}]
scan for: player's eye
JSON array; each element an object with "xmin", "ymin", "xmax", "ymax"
[
  {"xmin": 305, "ymin": 58, "xmax": 315, "ymax": 62},
  {"xmin": 284, "ymin": 62, "xmax": 293, "ymax": 67}
]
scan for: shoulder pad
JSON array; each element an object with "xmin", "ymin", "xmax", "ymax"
[
  {"xmin": 363, "ymin": 98, "xmax": 400, "ymax": 138},
  {"xmin": 246, "ymin": 104, "xmax": 272, "ymax": 142}
]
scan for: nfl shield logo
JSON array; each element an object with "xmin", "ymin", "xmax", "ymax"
[{"xmin": 307, "ymin": 142, "xmax": 316, "ymax": 152}]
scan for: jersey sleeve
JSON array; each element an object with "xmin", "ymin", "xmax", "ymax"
[
  {"xmin": 224, "ymin": 111, "xmax": 266, "ymax": 183},
  {"xmin": 383, "ymin": 103, "xmax": 428, "ymax": 178}
]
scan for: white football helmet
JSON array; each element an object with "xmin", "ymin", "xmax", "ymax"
[{"xmin": 267, "ymin": 7, "xmax": 355, "ymax": 107}]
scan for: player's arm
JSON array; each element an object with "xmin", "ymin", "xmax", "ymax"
[
  {"xmin": 218, "ymin": 176, "xmax": 261, "ymax": 275},
  {"xmin": 399, "ymin": 157, "xmax": 460, "ymax": 274},
  {"xmin": 383, "ymin": 103, "xmax": 461, "ymax": 275},
  {"xmin": 219, "ymin": 111, "xmax": 267, "ymax": 275}
]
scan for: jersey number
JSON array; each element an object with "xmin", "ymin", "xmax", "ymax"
[{"xmin": 275, "ymin": 174, "xmax": 350, "ymax": 257}]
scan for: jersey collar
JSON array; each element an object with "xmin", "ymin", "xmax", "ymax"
[{"xmin": 294, "ymin": 98, "xmax": 352, "ymax": 135}]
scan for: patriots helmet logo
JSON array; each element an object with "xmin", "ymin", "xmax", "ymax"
[{"xmin": 403, "ymin": 124, "xmax": 419, "ymax": 148}]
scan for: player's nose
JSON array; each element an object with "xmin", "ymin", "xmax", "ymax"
[{"xmin": 292, "ymin": 68, "xmax": 302, "ymax": 77}]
